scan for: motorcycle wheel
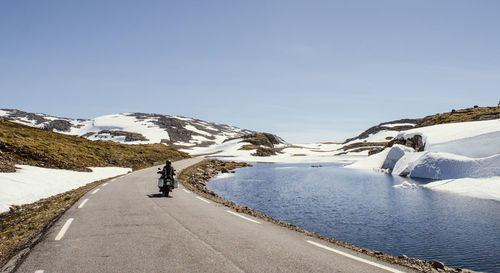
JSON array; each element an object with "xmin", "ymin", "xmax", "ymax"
[{"xmin": 164, "ymin": 188, "xmax": 169, "ymax": 197}]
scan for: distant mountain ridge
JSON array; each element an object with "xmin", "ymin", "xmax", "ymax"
[{"xmin": 0, "ymin": 109, "xmax": 255, "ymax": 149}]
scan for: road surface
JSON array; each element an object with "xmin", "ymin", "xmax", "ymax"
[{"xmin": 16, "ymin": 158, "xmax": 416, "ymax": 273}]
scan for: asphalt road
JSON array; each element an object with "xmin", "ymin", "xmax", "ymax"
[{"xmin": 16, "ymin": 158, "xmax": 416, "ymax": 273}]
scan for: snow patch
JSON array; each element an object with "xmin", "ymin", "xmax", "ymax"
[
  {"xmin": 393, "ymin": 181, "xmax": 419, "ymax": 189},
  {"xmin": 0, "ymin": 165, "xmax": 131, "ymax": 212},
  {"xmin": 345, "ymin": 148, "xmax": 390, "ymax": 170},
  {"xmin": 214, "ymin": 173, "xmax": 234, "ymax": 179},
  {"xmin": 0, "ymin": 109, "xmax": 10, "ymax": 117},
  {"xmin": 423, "ymin": 177, "xmax": 500, "ymax": 201},
  {"xmin": 382, "ymin": 123, "xmax": 416, "ymax": 128}
]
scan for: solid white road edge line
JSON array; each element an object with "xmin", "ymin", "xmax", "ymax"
[
  {"xmin": 55, "ymin": 218, "xmax": 74, "ymax": 241},
  {"xmin": 226, "ymin": 210, "xmax": 261, "ymax": 224},
  {"xmin": 102, "ymin": 183, "xmax": 108, "ymax": 186},
  {"xmin": 78, "ymin": 199, "xmax": 89, "ymax": 209},
  {"xmin": 196, "ymin": 196, "xmax": 210, "ymax": 203},
  {"xmin": 91, "ymin": 189, "xmax": 100, "ymax": 194},
  {"xmin": 306, "ymin": 240, "xmax": 406, "ymax": 273},
  {"xmin": 182, "ymin": 189, "xmax": 190, "ymax": 193}
]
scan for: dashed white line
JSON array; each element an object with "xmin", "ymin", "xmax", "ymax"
[
  {"xmin": 196, "ymin": 196, "xmax": 210, "ymax": 204},
  {"xmin": 306, "ymin": 240, "xmax": 406, "ymax": 273},
  {"xmin": 226, "ymin": 210, "xmax": 261, "ymax": 224},
  {"xmin": 78, "ymin": 199, "xmax": 89, "ymax": 209},
  {"xmin": 91, "ymin": 189, "xmax": 100, "ymax": 194},
  {"xmin": 55, "ymin": 218, "xmax": 74, "ymax": 241},
  {"xmin": 182, "ymin": 189, "xmax": 190, "ymax": 193},
  {"xmin": 34, "ymin": 270, "xmax": 44, "ymax": 273}
]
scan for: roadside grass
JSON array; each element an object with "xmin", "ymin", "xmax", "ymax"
[
  {"xmin": 0, "ymin": 176, "xmax": 116, "ymax": 270},
  {"xmin": 0, "ymin": 118, "xmax": 189, "ymax": 172}
]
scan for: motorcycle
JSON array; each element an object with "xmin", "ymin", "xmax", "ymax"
[{"xmin": 157, "ymin": 168, "xmax": 178, "ymax": 197}]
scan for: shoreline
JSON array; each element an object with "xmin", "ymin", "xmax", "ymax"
[{"xmin": 178, "ymin": 158, "xmax": 473, "ymax": 273}]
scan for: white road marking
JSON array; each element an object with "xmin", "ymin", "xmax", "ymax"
[
  {"xmin": 55, "ymin": 218, "xmax": 74, "ymax": 241},
  {"xmin": 196, "ymin": 196, "xmax": 210, "ymax": 204},
  {"xmin": 102, "ymin": 183, "xmax": 108, "ymax": 186},
  {"xmin": 78, "ymin": 199, "xmax": 89, "ymax": 209},
  {"xmin": 226, "ymin": 210, "xmax": 261, "ymax": 224},
  {"xmin": 35, "ymin": 270, "xmax": 44, "ymax": 273},
  {"xmin": 306, "ymin": 240, "xmax": 406, "ymax": 273},
  {"xmin": 91, "ymin": 189, "xmax": 100, "ymax": 194},
  {"xmin": 182, "ymin": 189, "xmax": 190, "ymax": 193}
]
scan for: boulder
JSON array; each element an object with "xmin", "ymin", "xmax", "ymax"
[{"xmin": 388, "ymin": 135, "xmax": 425, "ymax": 152}]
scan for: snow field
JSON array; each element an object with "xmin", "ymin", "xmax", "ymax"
[{"xmin": 0, "ymin": 165, "xmax": 131, "ymax": 213}]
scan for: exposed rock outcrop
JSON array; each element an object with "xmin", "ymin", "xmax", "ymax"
[
  {"xmin": 388, "ymin": 135, "xmax": 425, "ymax": 152},
  {"xmin": 225, "ymin": 132, "xmax": 285, "ymax": 157},
  {"xmin": 43, "ymin": 120, "xmax": 72, "ymax": 132}
]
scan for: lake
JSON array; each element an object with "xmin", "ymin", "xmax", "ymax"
[{"xmin": 207, "ymin": 163, "xmax": 500, "ymax": 273}]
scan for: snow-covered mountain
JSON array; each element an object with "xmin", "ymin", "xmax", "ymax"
[{"xmin": 0, "ymin": 109, "xmax": 254, "ymax": 149}]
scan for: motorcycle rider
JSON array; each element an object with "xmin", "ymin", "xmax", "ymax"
[{"xmin": 158, "ymin": 160, "xmax": 175, "ymax": 181}]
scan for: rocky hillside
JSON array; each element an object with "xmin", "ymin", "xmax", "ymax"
[
  {"xmin": 0, "ymin": 118, "xmax": 189, "ymax": 172},
  {"xmin": 226, "ymin": 132, "xmax": 285, "ymax": 157},
  {"xmin": 415, "ymin": 106, "xmax": 500, "ymax": 127},
  {"xmin": 0, "ymin": 109, "xmax": 254, "ymax": 150},
  {"xmin": 339, "ymin": 119, "xmax": 419, "ymax": 155}
]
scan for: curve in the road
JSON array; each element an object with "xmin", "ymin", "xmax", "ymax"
[{"xmin": 15, "ymin": 158, "xmax": 416, "ymax": 273}]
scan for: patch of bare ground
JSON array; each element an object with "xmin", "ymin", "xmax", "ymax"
[{"xmin": 178, "ymin": 159, "xmax": 473, "ymax": 273}]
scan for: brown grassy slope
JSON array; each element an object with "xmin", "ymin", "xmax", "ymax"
[
  {"xmin": 416, "ymin": 106, "xmax": 500, "ymax": 127},
  {"xmin": 0, "ymin": 118, "xmax": 189, "ymax": 172}
]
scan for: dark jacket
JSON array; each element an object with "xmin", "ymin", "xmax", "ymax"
[{"xmin": 161, "ymin": 165, "xmax": 175, "ymax": 180}]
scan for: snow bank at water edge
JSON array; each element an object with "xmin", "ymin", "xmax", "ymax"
[
  {"xmin": 346, "ymin": 119, "xmax": 500, "ymax": 200},
  {"xmin": 0, "ymin": 165, "xmax": 131, "ymax": 212},
  {"xmin": 396, "ymin": 119, "xmax": 500, "ymax": 157},
  {"xmin": 424, "ymin": 177, "xmax": 500, "ymax": 201},
  {"xmin": 393, "ymin": 152, "xmax": 500, "ymax": 179}
]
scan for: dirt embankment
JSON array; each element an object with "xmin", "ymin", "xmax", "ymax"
[{"xmin": 178, "ymin": 159, "xmax": 473, "ymax": 273}]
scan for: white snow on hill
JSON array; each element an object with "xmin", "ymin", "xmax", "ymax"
[
  {"xmin": 0, "ymin": 165, "xmax": 131, "ymax": 213},
  {"xmin": 189, "ymin": 140, "xmax": 353, "ymax": 163},
  {"xmin": 2, "ymin": 108, "xmax": 499, "ymax": 202},
  {"xmin": 0, "ymin": 109, "xmax": 253, "ymax": 148},
  {"xmin": 395, "ymin": 119, "xmax": 500, "ymax": 158},
  {"xmin": 348, "ymin": 119, "xmax": 500, "ymax": 201}
]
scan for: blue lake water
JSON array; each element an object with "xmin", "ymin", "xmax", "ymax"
[{"xmin": 207, "ymin": 163, "xmax": 500, "ymax": 273}]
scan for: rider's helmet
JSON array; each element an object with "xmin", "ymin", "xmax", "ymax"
[{"xmin": 165, "ymin": 160, "xmax": 171, "ymax": 166}]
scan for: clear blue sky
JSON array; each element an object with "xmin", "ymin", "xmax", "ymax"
[{"xmin": 1, "ymin": 1, "xmax": 499, "ymax": 143}]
